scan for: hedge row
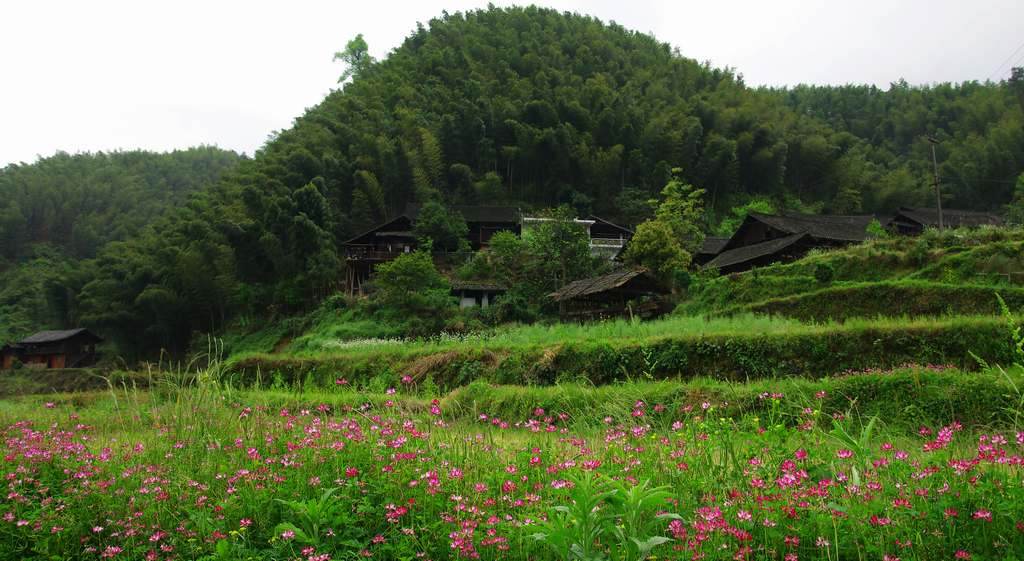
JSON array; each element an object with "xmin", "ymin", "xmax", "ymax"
[
  {"xmin": 721, "ymin": 281, "xmax": 1024, "ymax": 322},
  {"xmin": 227, "ymin": 316, "xmax": 1015, "ymax": 390}
]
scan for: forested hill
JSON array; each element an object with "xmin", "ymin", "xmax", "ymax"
[
  {"xmin": 38, "ymin": 6, "xmax": 1024, "ymax": 358},
  {"xmin": 0, "ymin": 147, "xmax": 241, "ymax": 343},
  {"xmin": 0, "ymin": 148, "xmax": 242, "ymax": 262},
  {"xmin": 773, "ymin": 81, "xmax": 1023, "ymax": 211}
]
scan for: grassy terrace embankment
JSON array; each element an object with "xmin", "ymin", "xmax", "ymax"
[
  {"xmin": 715, "ymin": 280, "xmax": 1024, "ymax": 322},
  {"xmin": 227, "ymin": 314, "xmax": 1015, "ymax": 389}
]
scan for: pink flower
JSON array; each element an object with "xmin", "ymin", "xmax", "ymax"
[
  {"xmin": 972, "ymin": 509, "xmax": 992, "ymax": 522},
  {"xmin": 240, "ymin": 518, "xmax": 252, "ymax": 527},
  {"xmin": 345, "ymin": 467, "xmax": 359, "ymax": 478},
  {"xmin": 335, "ymin": 378, "xmax": 348, "ymax": 386},
  {"xmin": 281, "ymin": 529, "xmax": 296, "ymax": 540},
  {"xmin": 836, "ymin": 449, "xmax": 854, "ymax": 459}
]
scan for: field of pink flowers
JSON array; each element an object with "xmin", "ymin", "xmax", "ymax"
[{"xmin": 1, "ymin": 381, "xmax": 1022, "ymax": 561}]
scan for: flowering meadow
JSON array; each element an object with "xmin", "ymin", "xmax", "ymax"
[{"xmin": 1, "ymin": 374, "xmax": 1023, "ymax": 561}]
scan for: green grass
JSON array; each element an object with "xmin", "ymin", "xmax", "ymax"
[
  {"xmin": 714, "ymin": 280, "xmax": 1024, "ymax": 322},
  {"xmin": 270, "ymin": 313, "xmax": 807, "ymax": 359},
  {"xmin": 226, "ymin": 314, "xmax": 1017, "ymax": 391},
  {"xmin": 1, "ymin": 364, "xmax": 1021, "ymax": 560}
]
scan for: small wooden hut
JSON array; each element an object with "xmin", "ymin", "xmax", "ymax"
[
  {"xmin": 1, "ymin": 329, "xmax": 103, "ymax": 369},
  {"xmin": 451, "ymin": 281, "xmax": 506, "ymax": 308},
  {"xmin": 549, "ymin": 269, "xmax": 670, "ymax": 321}
]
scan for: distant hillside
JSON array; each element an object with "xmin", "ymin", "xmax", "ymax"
[
  {"xmin": 0, "ymin": 147, "xmax": 241, "ymax": 343},
  {"xmin": 49, "ymin": 6, "xmax": 1024, "ymax": 358}
]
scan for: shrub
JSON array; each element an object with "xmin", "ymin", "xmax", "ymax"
[
  {"xmin": 412, "ymin": 201, "xmax": 470, "ymax": 251},
  {"xmin": 370, "ymin": 251, "xmax": 454, "ymax": 334},
  {"xmin": 813, "ymin": 262, "xmax": 835, "ymax": 284}
]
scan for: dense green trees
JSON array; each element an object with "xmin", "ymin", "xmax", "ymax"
[
  {"xmin": 774, "ymin": 78, "xmax": 1024, "ymax": 211},
  {"xmin": 3, "ymin": 7, "xmax": 1018, "ymax": 358},
  {"xmin": 412, "ymin": 202, "xmax": 470, "ymax": 251},
  {"xmin": 0, "ymin": 148, "xmax": 240, "ymax": 345},
  {"xmin": 622, "ymin": 170, "xmax": 705, "ymax": 287},
  {"xmin": 0, "ymin": 147, "xmax": 240, "ymax": 261}
]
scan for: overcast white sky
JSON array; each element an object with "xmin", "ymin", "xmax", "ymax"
[{"xmin": 2, "ymin": 0, "xmax": 1022, "ymax": 167}]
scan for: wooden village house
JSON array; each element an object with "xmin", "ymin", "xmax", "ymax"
[
  {"xmin": 343, "ymin": 205, "xmax": 634, "ymax": 296},
  {"xmin": 890, "ymin": 207, "xmax": 1004, "ymax": 236},
  {"xmin": 343, "ymin": 204, "xmax": 522, "ymax": 294},
  {"xmin": 697, "ymin": 207, "xmax": 1007, "ymax": 273},
  {"xmin": 549, "ymin": 268, "xmax": 671, "ymax": 321},
  {"xmin": 1, "ymin": 329, "xmax": 103, "ymax": 370},
  {"xmin": 694, "ymin": 236, "xmax": 729, "ymax": 266},
  {"xmin": 702, "ymin": 212, "xmax": 875, "ymax": 273}
]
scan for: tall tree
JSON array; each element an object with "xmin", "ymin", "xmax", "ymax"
[{"xmin": 334, "ymin": 33, "xmax": 376, "ymax": 83}]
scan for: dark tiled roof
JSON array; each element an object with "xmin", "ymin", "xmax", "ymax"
[
  {"xmin": 451, "ymin": 281, "xmax": 507, "ymax": 292},
  {"xmin": 405, "ymin": 203, "xmax": 520, "ymax": 224},
  {"xmin": 749, "ymin": 212, "xmax": 874, "ymax": 242},
  {"xmin": 18, "ymin": 328, "xmax": 101, "ymax": 344},
  {"xmin": 342, "ymin": 216, "xmax": 411, "ymax": 245},
  {"xmin": 549, "ymin": 269, "xmax": 659, "ymax": 302},
  {"xmin": 587, "ymin": 215, "xmax": 635, "ymax": 235},
  {"xmin": 698, "ymin": 236, "xmax": 729, "ymax": 255},
  {"xmin": 704, "ymin": 233, "xmax": 809, "ymax": 270},
  {"xmin": 895, "ymin": 207, "xmax": 1003, "ymax": 228}
]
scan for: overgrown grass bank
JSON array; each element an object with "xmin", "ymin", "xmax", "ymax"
[
  {"xmin": 717, "ymin": 280, "xmax": 1024, "ymax": 322},
  {"xmin": 228, "ymin": 315, "xmax": 1015, "ymax": 390}
]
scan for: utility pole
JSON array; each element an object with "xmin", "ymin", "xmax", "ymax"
[{"xmin": 926, "ymin": 136, "xmax": 944, "ymax": 230}]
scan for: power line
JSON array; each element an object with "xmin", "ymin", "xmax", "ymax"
[
  {"xmin": 1012, "ymin": 49, "xmax": 1024, "ymax": 75},
  {"xmin": 988, "ymin": 38, "xmax": 1024, "ymax": 81}
]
